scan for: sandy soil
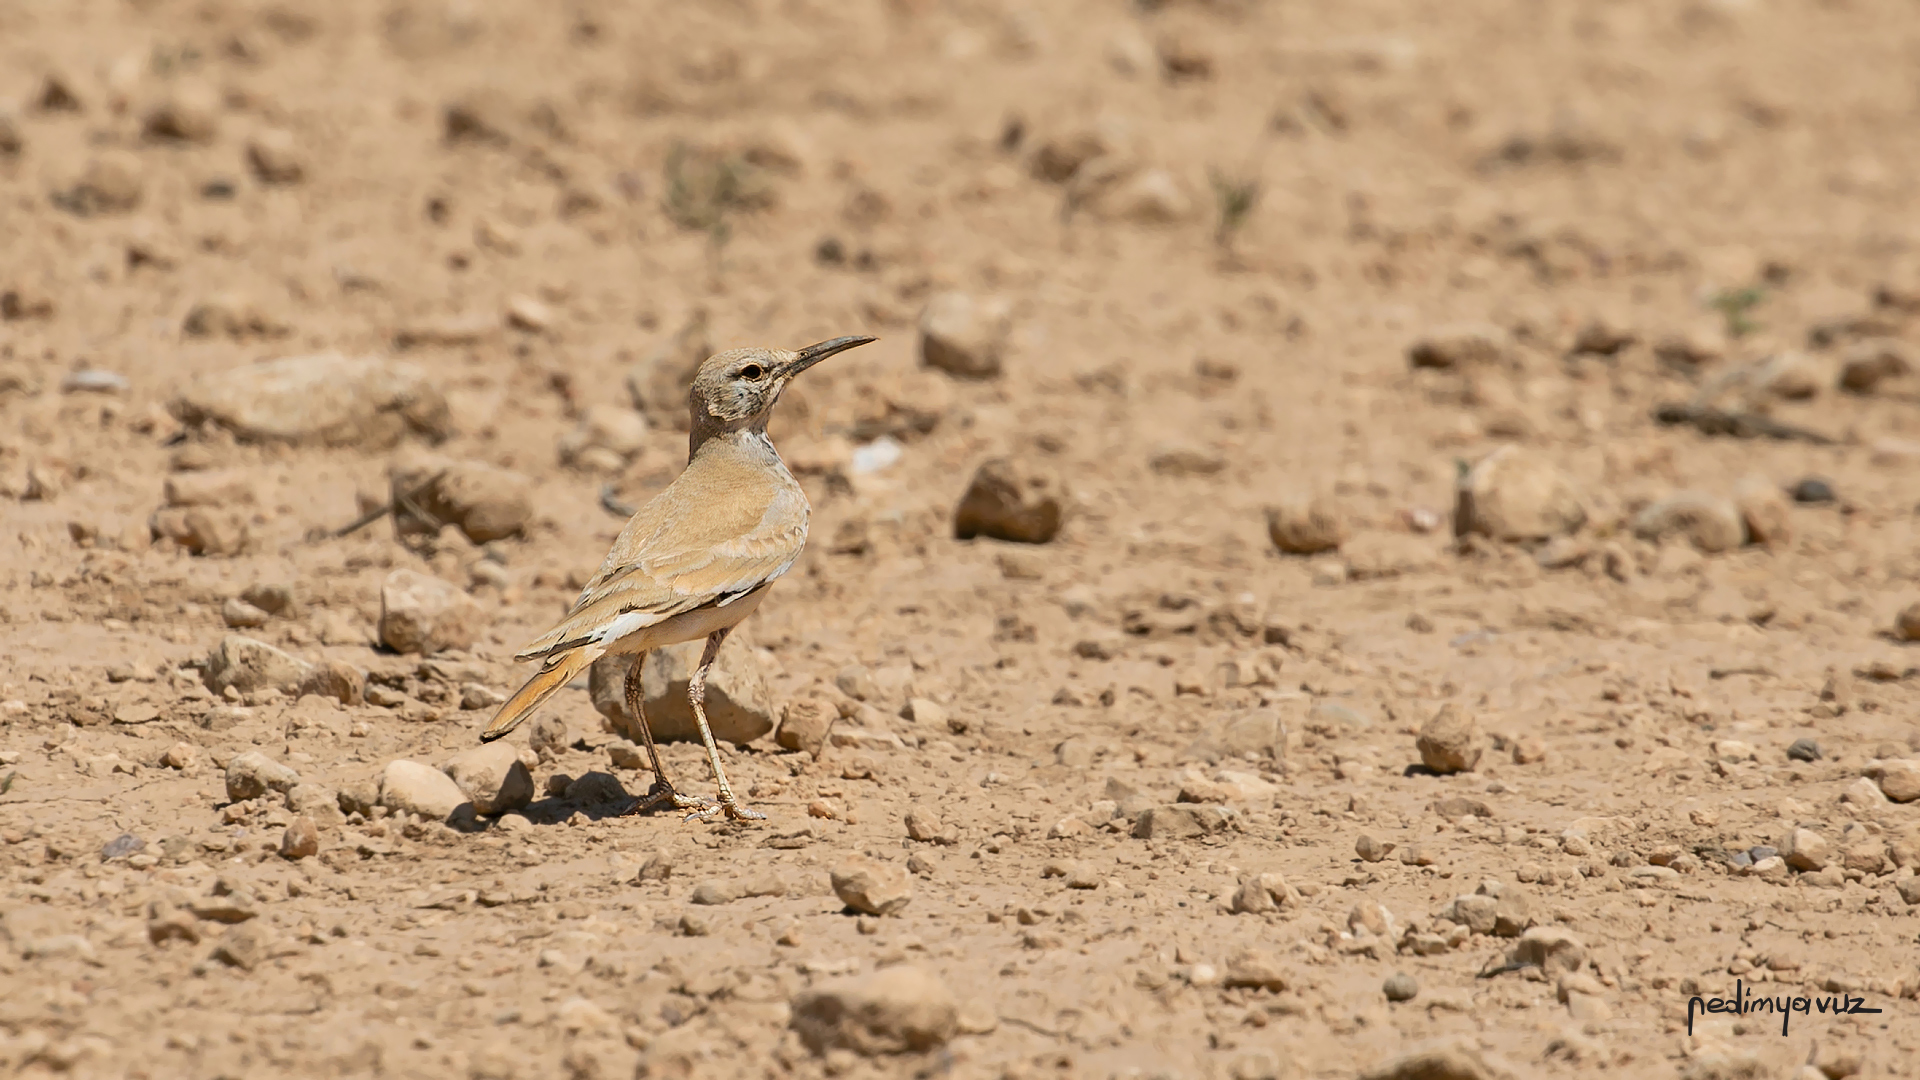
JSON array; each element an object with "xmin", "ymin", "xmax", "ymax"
[{"xmin": 4, "ymin": 0, "xmax": 1920, "ymax": 1077}]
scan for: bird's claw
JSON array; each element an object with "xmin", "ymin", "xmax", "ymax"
[
  {"xmin": 624, "ymin": 780, "xmax": 714, "ymax": 816},
  {"xmin": 681, "ymin": 798, "xmax": 767, "ymax": 824}
]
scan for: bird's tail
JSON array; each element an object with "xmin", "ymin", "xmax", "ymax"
[{"xmin": 481, "ymin": 647, "xmax": 599, "ymax": 743}]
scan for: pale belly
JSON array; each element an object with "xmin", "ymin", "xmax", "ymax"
[{"xmin": 601, "ymin": 582, "xmax": 774, "ymax": 656}]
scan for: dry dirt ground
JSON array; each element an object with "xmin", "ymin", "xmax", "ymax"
[{"xmin": 5, "ymin": 0, "xmax": 1920, "ymax": 1078}]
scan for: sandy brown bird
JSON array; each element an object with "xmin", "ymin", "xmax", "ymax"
[{"xmin": 481, "ymin": 334, "xmax": 875, "ymax": 821}]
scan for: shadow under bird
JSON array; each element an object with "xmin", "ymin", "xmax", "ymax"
[{"xmin": 482, "ymin": 334, "xmax": 876, "ymax": 821}]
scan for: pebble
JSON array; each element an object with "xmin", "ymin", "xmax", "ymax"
[
  {"xmin": 59, "ymin": 369, "xmax": 128, "ymax": 395},
  {"xmin": 1748, "ymin": 845, "xmax": 1778, "ymax": 863},
  {"xmin": 211, "ymin": 923, "xmax": 267, "ymax": 972},
  {"xmin": 775, "ymin": 697, "xmax": 836, "ymax": 758},
  {"xmin": 1355, "ymin": 834, "xmax": 1391, "ymax": 863},
  {"xmin": 221, "ymin": 597, "xmax": 271, "ymax": 629},
  {"xmin": 1132, "ymin": 804, "xmax": 1233, "ymax": 840},
  {"xmin": 919, "ymin": 291, "xmax": 1009, "ymax": 380},
  {"xmin": 953, "ymin": 458, "xmax": 1064, "ymax": 544},
  {"xmin": 170, "ymin": 352, "xmax": 453, "ymax": 449},
  {"xmin": 299, "ymin": 660, "xmax": 364, "ymax": 707},
  {"xmin": 246, "ymin": 129, "xmax": 305, "ymax": 184},
  {"xmin": 1091, "ymin": 167, "xmax": 1193, "ymax": 224},
  {"xmin": 388, "ymin": 458, "xmax": 535, "ymax": 544},
  {"xmin": 160, "ymin": 743, "xmax": 198, "ymax": 770},
  {"xmin": 1456, "ymin": 446, "xmax": 1586, "ymax": 542},
  {"xmin": 1732, "ymin": 476, "xmax": 1792, "ymax": 549},
  {"xmin": 1506, "ymin": 926, "xmax": 1586, "ymax": 976},
  {"xmin": 1896, "ymin": 603, "xmax": 1920, "ymax": 643},
  {"xmin": 790, "ymin": 966, "xmax": 958, "ymax": 1056},
  {"xmin": 904, "ymin": 808, "xmax": 958, "ymax": 845},
  {"xmin": 830, "ymin": 854, "xmax": 914, "ymax": 916},
  {"xmin": 1416, "ymin": 704, "xmax": 1483, "ymax": 774},
  {"xmin": 1222, "ymin": 947, "xmax": 1291, "ymax": 991},
  {"xmin": 1786, "ymin": 738, "xmax": 1821, "ymax": 763},
  {"xmin": 1383, "ymin": 972, "xmax": 1419, "ymax": 1002},
  {"xmin": 1748, "ymin": 351, "xmax": 1827, "ymax": 401},
  {"xmin": 379, "ymin": 759, "xmax": 469, "ymax": 820},
  {"xmin": 1265, "ymin": 493, "xmax": 1345, "ymax": 554},
  {"xmin": 606, "ymin": 741, "xmax": 647, "ymax": 771},
  {"xmin": 1871, "ymin": 758, "xmax": 1920, "ymax": 802},
  {"xmin": 442, "ymin": 742, "xmax": 533, "ymax": 815},
  {"xmin": 149, "ymin": 507, "xmax": 249, "ymax": 557},
  {"xmin": 181, "ymin": 293, "xmax": 287, "ymax": 339},
  {"xmin": 1228, "ymin": 872, "xmax": 1296, "ymax": 914},
  {"xmin": 142, "ymin": 84, "xmax": 220, "ymax": 143},
  {"xmin": 378, "ymin": 569, "xmax": 484, "ymax": 655},
  {"xmin": 57, "ymin": 152, "xmax": 144, "ymax": 215},
  {"xmin": 101, "ymin": 833, "xmax": 145, "ymax": 860},
  {"xmin": 1631, "ymin": 491, "xmax": 1746, "ymax": 554},
  {"xmin": 279, "ymin": 817, "xmax": 319, "ymax": 859},
  {"xmin": 225, "ymin": 751, "xmax": 301, "ymax": 802},
  {"xmin": 1407, "ymin": 322, "xmax": 1512, "ymax": 369},
  {"xmin": 1837, "ymin": 338, "xmax": 1912, "ymax": 394},
  {"xmin": 1790, "ymin": 476, "xmax": 1835, "ymax": 504}
]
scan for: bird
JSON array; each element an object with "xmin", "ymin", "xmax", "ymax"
[{"xmin": 481, "ymin": 334, "xmax": 876, "ymax": 821}]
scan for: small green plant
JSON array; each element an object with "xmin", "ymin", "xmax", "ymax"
[
  {"xmin": 1709, "ymin": 285, "xmax": 1766, "ymax": 338},
  {"xmin": 1209, "ymin": 167, "xmax": 1260, "ymax": 249}
]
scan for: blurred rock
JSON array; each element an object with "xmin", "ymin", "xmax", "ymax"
[
  {"xmin": 171, "ymin": 353, "xmax": 452, "ymax": 448},
  {"xmin": 163, "ymin": 469, "xmax": 254, "ymax": 507},
  {"xmin": 791, "ymin": 966, "xmax": 957, "ymax": 1056},
  {"xmin": 1654, "ymin": 326, "xmax": 1727, "ymax": 368},
  {"xmin": 212, "ymin": 923, "xmax": 268, "ymax": 972},
  {"xmin": 1790, "ymin": 476, "xmax": 1835, "ymax": 504},
  {"xmin": 1091, "ymin": 168, "xmax": 1192, "ymax": 224},
  {"xmin": 1408, "ymin": 323, "xmax": 1511, "ymax": 369},
  {"xmin": 1265, "ymin": 494, "xmax": 1345, "ymax": 554},
  {"xmin": 1223, "ymin": 947, "xmax": 1291, "ymax": 991},
  {"xmin": 1570, "ymin": 317, "xmax": 1635, "ymax": 356},
  {"xmin": 246, "ymin": 129, "xmax": 305, "ymax": 184},
  {"xmin": 222, "ymin": 597, "xmax": 270, "ymax": 628},
  {"xmin": 380, "ymin": 759, "xmax": 468, "ymax": 820},
  {"xmin": 1748, "ymin": 351, "xmax": 1827, "ymax": 401},
  {"xmin": 603, "ymin": 642, "xmax": 776, "ymax": 745},
  {"xmin": 378, "ymin": 569, "xmax": 484, "ymax": 655},
  {"xmin": 954, "ymin": 458, "xmax": 1063, "ymax": 544},
  {"xmin": 1871, "ymin": 759, "xmax": 1920, "ymax": 802},
  {"xmin": 1781, "ymin": 828, "xmax": 1828, "ymax": 872},
  {"xmin": 1417, "ymin": 704, "xmax": 1482, "ymax": 774},
  {"xmin": 558, "ymin": 404, "xmax": 648, "ymax": 470},
  {"xmin": 142, "ymin": 84, "xmax": 219, "ymax": 143},
  {"xmin": 1383, "ymin": 972, "xmax": 1419, "ymax": 1002},
  {"xmin": 1456, "ymin": 446, "xmax": 1585, "ymax": 542},
  {"xmin": 279, "ymin": 817, "xmax": 319, "ymax": 859},
  {"xmin": 182, "ymin": 293, "xmax": 289, "ymax": 339},
  {"xmin": 298, "ymin": 660, "xmax": 364, "ymax": 706},
  {"xmin": 388, "ymin": 457, "xmax": 534, "ymax": 543},
  {"xmin": 1838, "ymin": 339, "xmax": 1913, "ymax": 394},
  {"xmin": 55, "ymin": 152, "xmax": 143, "ymax": 215},
  {"xmin": 1631, "ymin": 491, "xmax": 1745, "ymax": 554},
  {"xmin": 226, "ymin": 751, "xmax": 300, "ymax": 802},
  {"xmin": 1356, "ymin": 835, "xmax": 1391, "ymax": 862},
  {"xmin": 1149, "ymin": 442, "xmax": 1225, "ymax": 477},
  {"xmin": 206, "ymin": 635, "xmax": 311, "ymax": 696},
  {"xmin": 830, "ymin": 854, "xmax": 913, "ymax": 916},
  {"xmin": 1732, "ymin": 476, "xmax": 1791, "ymax": 549},
  {"xmin": 919, "ymin": 292, "xmax": 1009, "ymax": 381},
  {"xmin": 442, "ymin": 742, "xmax": 533, "ymax": 816},
  {"xmin": 1358, "ymin": 1044, "xmax": 1497, "ymax": 1080}
]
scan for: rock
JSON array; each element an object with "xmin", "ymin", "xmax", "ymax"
[
  {"xmin": 242, "ymin": 582, "xmax": 295, "ymax": 615},
  {"xmin": 170, "ymin": 352, "xmax": 452, "ymax": 448},
  {"xmin": 182, "ymin": 293, "xmax": 289, "ymax": 339},
  {"xmin": 211, "ymin": 923, "xmax": 268, "ymax": 971},
  {"xmin": 904, "ymin": 808, "xmax": 958, "ymax": 845},
  {"xmin": 1229, "ymin": 873, "xmax": 1296, "ymax": 914},
  {"xmin": 1870, "ymin": 759, "xmax": 1920, "ymax": 803},
  {"xmin": 1359, "ymin": 1043, "xmax": 1497, "ymax": 1080},
  {"xmin": 279, "ymin": 817, "xmax": 319, "ymax": 859},
  {"xmin": 1408, "ymin": 323, "xmax": 1512, "ymax": 369},
  {"xmin": 505, "ymin": 294, "xmax": 554, "ymax": 333},
  {"xmin": 1898, "ymin": 878, "xmax": 1920, "ymax": 906},
  {"xmin": 206, "ymin": 635, "xmax": 312, "ymax": 697},
  {"xmin": 1132, "ymin": 804, "xmax": 1232, "ymax": 839},
  {"xmin": 1092, "ymin": 168, "xmax": 1193, "ymax": 224},
  {"xmin": 790, "ymin": 966, "xmax": 958, "ymax": 1056},
  {"xmin": 831, "ymin": 855, "xmax": 914, "ymax": 916},
  {"xmin": 1505, "ymin": 926, "xmax": 1586, "ymax": 977},
  {"xmin": 606, "ymin": 741, "xmax": 647, "ymax": 770},
  {"xmin": 558, "ymin": 404, "xmax": 648, "ymax": 470},
  {"xmin": 1222, "ymin": 947, "xmax": 1291, "ymax": 991},
  {"xmin": 56, "ymin": 152, "xmax": 144, "ymax": 215},
  {"xmin": 1149, "ymin": 442, "xmax": 1226, "ymax": 477},
  {"xmin": 142, "ymin": 85, "xmax": 219, "ymax": 143},
  {"xmin": 161, "ymin": 743, "xmax": 198, "ymax": 770},
  {"xmin": 226, "ymin": 751, "xmax": 300, "ymax": 802},
  {"xmin": 1654, "ymin": 325, "xmax": 1727, "ymax": 368},
  {"xmin": 1896, "ymin": 603, "xmax": 1920, "ymax": 643},
  {"xmin": 919, "ymin": 292, "xmax": 1009, "ymax": 381},
  {"xmin": 222, "ymin": 598, "xmax": 270, "ymax": 628},
  {"xmin": 1749, "ymin": 351, "xmax": 1827, "ymax": 401},
  {"xmin": 149, "ymin": 507, "xmax": 249, "ymax": 556},
  {"xmin": 598, "ymin": 642, "xmax": 775, "ymax": 746},
  {"xmin": 529, "ymin": 715, "xmax": 571, "ymax": 762},
  {"xmin": 1356, "ymin": 835, "xmax": 1391, "ymax": 863},
  {"xmin": 442, "ymin": 743, "xmax": 533, "ymax": 815},
  {"xmin": 387, "ymin": 458, "xmax": 535, "ymax": 543},
  {"xmin": 1632, "ymin": 492, "xmax": 1746, "ymax": 554},
  {"xmin": 1448, "ymin": 894, "xmax": 1499, "ymax": 934},
  {"xmin": 1787, "ymin": 738, "xmax": 1821, "ymax": 763},
  {"xmin": 1457, "ymin": 446, "xmax": 1586, "ymax": 542},
  {"xmin": 337, "ymin": 779, "xmax": 379, "ymax": 818},
  {"xmin": 1383, "ymin": 973, "xmax": 1419, "ymax": 1002},
  {"xmin": 380, "ymin": 759, "xmax": 469, "ymax": 820},
  {"xmin": 298, "ymin": 660, "xmax": 364, "ymax": 706},
  {"xmin": 1571, "ymin": 317, "xmax": 1636, "ymax": 356},
  {"xmin": 690, "ymin": 879, "xmax": 742, "ymax": 905},
  {"xmin": 1839, "ymin": 339, "xmax": 1914, "ymax": 394},
  {"xmin": 1417, "ymin": 704, "xmax": 1482, "ymax": 774},
  {"xmin": 163, "ymin": 469, "xmax": 255, "ymax": 507},
  {"xmin": 954, "ymin": 458, "xmax": 1064, "ymax": 544},
  {"xmin": 1732, "ymin": 476, "xmax": 1791, "ymax": 548},
  {"xmin": 285, "ymin": 784, "xmax": 344, "ymax": 828},
  {"xmin": 1265, "ymin": 494, "xmax": 1345, "ymax": 554},
  {"xmin": 1790, "ymin": 477, "xmax": 1835, "ymax": 504},
  {"xmin": 246, "ymin": 129, "xmax": 305, "ymax": 184},
  {"xmin": 378, "ymin": 569, "xmax": 484, "ymax": 655}
]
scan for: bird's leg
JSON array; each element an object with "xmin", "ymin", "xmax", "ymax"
[
  {"xmin": 682, "ymin": 629, "xmax": 766, "ymax": 822},
  {"xmin": 620, "ymin": 651, "xmax": 713, "ymax": 816}
]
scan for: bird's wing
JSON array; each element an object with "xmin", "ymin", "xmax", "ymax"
[{"xmin": 513, "ymin": 455, "xmax": 807, "ymax": 661}]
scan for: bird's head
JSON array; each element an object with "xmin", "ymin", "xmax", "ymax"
[{"xmin": 688, "ymin": 335, "xmax": 875, "ymax": 441}]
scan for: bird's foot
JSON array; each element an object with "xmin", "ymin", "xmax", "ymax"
[
  {"xmin": 623, "ymin": 779, "xmax": 714, "ymax": 816},
  {"xmin": 681, "ymin": 795, "xmax": 768, "ymax": 824}
]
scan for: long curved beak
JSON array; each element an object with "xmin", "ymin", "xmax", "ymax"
[{"xmin": 783, "ymin": 334, "xmax": 876, "ymax": 377}]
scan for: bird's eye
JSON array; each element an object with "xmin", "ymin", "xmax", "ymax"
[{"xmin": 739, "ymin": 364, "xmax": 765, "ymax": 380}]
